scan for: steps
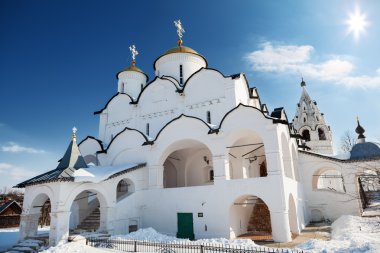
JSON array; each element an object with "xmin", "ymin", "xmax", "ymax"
[
  {"xmin": 75, "ymin": 206, "xmax": 100, "ymax": 232},
  {"xmin": 4, "ymin": 239, "xmax": 45, "ymax": 253},
  {"xmin": 247, "ymin": 199, "xmax": 272, "ymax": 233}
]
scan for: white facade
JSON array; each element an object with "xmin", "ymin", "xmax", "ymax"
[{"xmin": 17, "ymin": 41, "xmax": 380, "ymax": 246}]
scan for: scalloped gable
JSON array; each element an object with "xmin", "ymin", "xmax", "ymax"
[
  {"xmin": 152, "ymin": 114, "xmax": 216, "ymax": 143},
  {"xmin": 98, "ymin": 126, "xmax": 149, "ymax": 154},
  {"xmin": 94, "ymin": 92, "xmax": 133, "ymax": 115}
]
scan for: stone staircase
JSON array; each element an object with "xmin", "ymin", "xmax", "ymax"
[
  {"xmin": 247, "ymin": 198, "xmax": 272, "ymax": 233},
  {"xmin": 4, "ymin": 238, "xmax": 46, "ymax": 253},
  {"xmin": 75, "ymin": 206, "xmax": 100, "ymax": 232}
]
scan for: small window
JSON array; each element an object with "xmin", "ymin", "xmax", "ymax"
[
  {"xmin": 207, "ymin": 111, "xmax": 211, "ymax": 124},
  {"xmin": 179, "ymin": 65, "xmax": 183, "ymax": 85},
  {"xmin": 318, "ymin": 128, "xmax": 326, "ymax": 140},
  {"xmin": 209, "ymin": 169, "xmax": 214, "ymax": 181},
  {"xmin": 303, "ymin": 118, "xmax": 306, "ymax": 123},
  {"xmin": 141, "ymin": 84, "xmax": 143, "ymax": 91},
  {"xmin": 146, "ymin": 123, "xmax": 150, "ymax": 136},
  {"xmin": 302, "ymin": 129, "xmax": 311, "ymax": 142},
  {"xmin": 316, "ymin": 116, "xmax": 319, "ymax": 121}
]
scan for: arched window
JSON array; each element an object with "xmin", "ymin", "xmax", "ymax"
[
  {"xmin": 141, "ymin": 84, "xmax": 143, "ymax": 91},
  {"xmin": 318, "ymin": 128, "xmax": 326, "ymax": 140},
  {"xmin": 302, "ymin": 129, "xmax": 310, "ymax": 142},
  {"xmin": 303, "ymin": 117, "xmax": 306, "ymax": 123},
  {"xmin": 207, "ymin": 111, "xmax": 211, "ymax": 124},
  {"xmin": 117, "ymin": 180, "xmax": 129, "ymax": 199},
  {"xmin": 179, "ymin": 65, "xmax": 183, "ymax": 85},
  {"xmin": 316, "ymin": 116, "xmax": 319, "ymax": 121}
]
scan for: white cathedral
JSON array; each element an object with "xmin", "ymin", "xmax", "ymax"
[{"xmin": 16, "ymin": 21, "xmax": 380, "ymax": 246}]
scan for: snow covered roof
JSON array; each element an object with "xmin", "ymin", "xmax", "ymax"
[{"xmin": 73, "ymin": 163, "xmax": 146, "ymax": 183}]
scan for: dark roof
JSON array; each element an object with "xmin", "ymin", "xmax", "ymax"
[
  {"xmin": 350, "ymin": 142, "xmax": 380, "ymax": 160},
  {"xmin": 0, "ymin": 200, "xmax": 21, "ymax": 215},
  {"xmin": 14, "ymin": 138, "xmax": 88, "ymax": 188},
  {"xmin": 300, "ymin": 150, "xmax": 380, "ymax": 163},
  {"xmin": 105, "ymin": 163, "xmax": 146, "ymax": 180}
]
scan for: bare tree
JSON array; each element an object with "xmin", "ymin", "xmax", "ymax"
[{"xmin": 341, "ymin": 130, "xmax": 357, "ymax": 152}]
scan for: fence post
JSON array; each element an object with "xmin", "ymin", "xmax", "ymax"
[{"xmin": 134, "ymin": 240, "xmax": 137, "ymax": 252}]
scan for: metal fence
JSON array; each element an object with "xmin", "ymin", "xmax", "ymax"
[{"xmin": 86, "ymin": 237, "xmax": 303, "ymax": 253}]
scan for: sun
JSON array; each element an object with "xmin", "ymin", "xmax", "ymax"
[{"xmin": 345, "ymin": 6, "xmax": 369, "ymax": 41}]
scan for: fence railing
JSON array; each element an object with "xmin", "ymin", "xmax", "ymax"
[{"xmin": 86, "ymin": 237, "xmax": 303, "ymax": 253}]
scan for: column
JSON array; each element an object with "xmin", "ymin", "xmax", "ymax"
[
  {"xmin": 148, "ymin": 165, "xmax": 164, "ymax": 189},
  {"xmin": 19, "ymin": 213, "xmax": 40, "ymax": 241},
  {"xmin": 264, "ymin": 150, "xmax": 283, "ymax": 176},
  {"xmin": 49, "ymin": 211, "xmax": 71, "ymax": 246},
  {"xmin": 270, "ymin": 210, "xmax": 292, "ymax": 242},
  {"xmin": 212, "ymin": 154, "xmax": 227, "ymax": 183},
  {"xmin": 99, "ymin": 206, "xmax": 114, "ymax": 235}
]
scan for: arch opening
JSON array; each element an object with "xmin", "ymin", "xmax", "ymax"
[
  {"xmin": 229, "ymin": 195, "xmax": 272, "ymax": 240},
  {"xmin": 116, "ymin": 178, "xmax": 135, "ymax": 201},
  {"xmin": 25, "ymin": 193, "xmax": 51, "ymax": 238},
  {"xmin": 312, "ymin": 168, "xmax": 345, "ymax": 192},
  {"xmin": 69, "ymin": 190, "xmax": 103, "ymax": 232},
  {"xmin": 162, "ymin": 140, "xmax": 214, "ymax": 188},
  {"xmin": 288, "ymin": 194, "xmax": 299, "ymax": 236},
  {"xmin": 302, "ymin": 130, "xmax": 310, "ymax": 142},
  {"xmin": 228, "ymin": 133, "xmax": 267, "ymax": 180},
  {"xmin": 318, "ymin": 128, "xmax": 326, "ymax": 140}
]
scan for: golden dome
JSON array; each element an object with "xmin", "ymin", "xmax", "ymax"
[
  {"xmin": 154, "ymin": 45, "xmax": 208, "ymax": 70},
  {"xmin": 116, "ymin": 64, "xmax": 148, "ymax": 81},
  {"xmin": 164, "ymin": 45, "xmax": 200, "ymax": 55}
]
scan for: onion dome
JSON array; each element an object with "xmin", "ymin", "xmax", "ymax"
[
  {"xmin": 355, "ymin": 117, "xmax": 366, "ymax": 140},
  {"xmin": 116, "ymin": 45, "xmax": 148, "ymax": 99},
  {"xmin": 116, "ymin": 61, "xmax": 148, "ymax": 81},
  {"xmin": 300, "ymin": 78, "xmax": 306, "ymax": 87},
  {"xmin": 154, "ymin": 20, "xmax": 207, "ymax": 85}
]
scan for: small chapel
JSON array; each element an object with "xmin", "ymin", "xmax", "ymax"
[{"xmin": 15, "ymin": 20, "xmax": 380, "ymax": 246}]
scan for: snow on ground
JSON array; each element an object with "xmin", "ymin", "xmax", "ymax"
[
  {"xmin": 296, "ymin": 215, "xmax": 380, "ymax": 253},
  {"xmin": 3, "ymin": 215, "xmax": 379, "ymax": 253},
  {"xmin": 0, "ymin": 226, "xmax": 49, "ymax": 252},
  {"xmin": 112, "ymin": 227, "xmax": 258, "ymax": 247}
]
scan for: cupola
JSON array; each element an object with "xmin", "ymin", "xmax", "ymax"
[
  {"xmin": 117, "ymin": 45, "xmax": 148, "ymax": 99},
  {"xmin": 154, "ymin": 20, "xmax": 207, "ymax": 86}
]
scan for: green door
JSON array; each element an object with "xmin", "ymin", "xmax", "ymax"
[{"xmin": 176, "ymin": 213, "xmax": 194, "ymax": 240}]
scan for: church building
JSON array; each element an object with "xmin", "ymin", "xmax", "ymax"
[{"xmin": 15, "ymin": 21, "xmax": 380, "ymax": 246}]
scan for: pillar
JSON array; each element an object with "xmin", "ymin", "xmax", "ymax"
[
  {"xmin": 270, "ymin": 210, "xmax": 292, "ymax": 242},
  {"xmin": 212, "ymin": 154, "xmax": 228, "ymax": 183},
  {"xmin": 264, "ymin": 150, "xmax": 283, "ymax": 176},
  {"xmin": 149, "ymin": 165, "xmax": 164, "ymax": 189},
  {"xmin": 49, "ymin": 211, "xmax": 71, "ymax": 246},
  {"xmin": 19, "ymin": 213, "xmax": 40, "ymax": 241},
  {"xmin": 99, "ymin": 206, "xmax": 114, "ymax": 235}
]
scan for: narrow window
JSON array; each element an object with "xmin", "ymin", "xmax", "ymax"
[
  {"xmin": 209, "ymin": 169, "xmax": 214, "ymax": 181},
  {"xmin": 303, "ymin": 117, "xmax": 306, "ymax": 123},
  {"xmin": 141, "ymin": 84, "xmax": 143, "ymax": 91},
  {"xmin": 207, "ymin": 111, "xmax": 211, "ymax": 124},
  {"xmin": 146, "ymin": 123, "xmax": 150, "ymax": 136},
  {"xmin": 179, "ymin": 65, "xmax": 183, "ymax": 85},
  {"xmin": 316, "ymin": 116, "xmax": 319, "ymax": 121}
]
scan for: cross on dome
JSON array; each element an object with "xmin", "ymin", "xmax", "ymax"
[
  {"xmin": 174, "ymin": 19, "xmax": 185, "ymax": 46},
  {"xmin": 129, "ymin": 45, "xmax": 138, "ymax": 65}
]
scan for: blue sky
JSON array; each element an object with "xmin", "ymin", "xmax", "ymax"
[{"xmin": 1, "ymin": 0, "xmax": 380, "ymax": 190}]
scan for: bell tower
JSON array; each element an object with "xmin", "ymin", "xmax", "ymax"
[{"xmin": 292, "ymin": 79, "xmax": 334, "ymax": 155}]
